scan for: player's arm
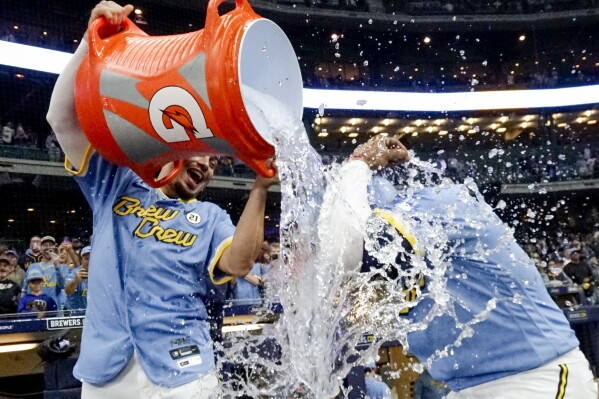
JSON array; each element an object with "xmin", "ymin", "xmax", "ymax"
[
  {"xmin": 46, "ymin": 1, "xmax": 133, "ymax": 171},
  {"xmin": 217, "ymin": 160, "xmax": 279, "ymax": 277},
  {"xmin": 318, "ymin": 135, "xmax": 411, "ymax": 272}
]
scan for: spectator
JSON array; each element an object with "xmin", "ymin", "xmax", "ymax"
[
  {"xmin": 233, "ymin": 263, "xmax": 265, "ymax": 304},
  {"xmin": 23, "ymin": 236, "xmax": 69, "ymax": 311},
  {"xmin": 20, "ymin": 235, "xmax": 43, "ymax": 270},
  {"xmin": 413, "ymin": 369, "xmax": 451, "ymax": 399},
  {"xmin": 18, "ymin": 269, "xmax": 58, "ymax": 316},
  {"xmin": 45, "ymin": 131, "xmax": 61, "ymax": 162},
  {"xmin": 363, "ymin": 362, "xmax": 391, "ymax": 399},
  {"xmin": 58, "ymin": 239, "xmax": 80, "ymax": 268},
  {"xmin": 2, "ymin": 121, "xmax": 15, "ymax": 145},
  {"xmin": 563, "ymin": 248, "xmax": 596, "ymax": 299},
  {"xmin": 533, "ymin": 259, "xmax": 550, "ymax": 286},
  {"xmin": 219, "ymin": 156, "xmax": 235, "ymax": 176},
  {"xmin": 0, "ymin": 254, "xmax": 21, "ymax": 315},
  {"xmin": 4, "ymin": 249, "xmax": 25, "ymax": 286},
  {"xmin": 13, "ymin": 122, "xmax": 30, "ymax": 146},
  {"xmin": 546, "ymin": 259, "xmax": 574, "ymax": 287},
  {"xmin": 71, "ymin": 237, "xmax": 84, "ymax": 252},
  {"xmin": 64, "ymin": 246, "xmax": 90, "ymax": 312}
]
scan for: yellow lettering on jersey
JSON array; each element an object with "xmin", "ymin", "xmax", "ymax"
[
  {"xmin": 43, "ymin": 275, "xmax": 57, "ymax": 288},
  {"xmin": 399, "ymin": 273, "xmax": 425, "ymax": 315},
  {"xmin": 114, "ymin": 196, "xmax": 198, "ymax": 247}
]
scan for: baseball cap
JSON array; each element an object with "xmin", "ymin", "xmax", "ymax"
[
  {"xmin": 4, "ymin": 249, "xmax": 17, "ymax": 257},
  {"xmin": 0, "ymin": 255, "xmax": 10, "ymax": 264},
  {"xmin": 41, "ymin": 236, "xmax": 56, "ymax": 245},
  {"xmin": 27, "ymin": 269, "xmax": 45, "ymax": 282},
  {"xmin": 568, "ymin": 248, "xmax": 580, "ymax": 256},
  {"xmin": 80, "ymin": 246, "xmax": 91, "ymax": 256}
]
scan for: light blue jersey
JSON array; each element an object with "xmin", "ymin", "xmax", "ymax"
[
  {"xmin": 72, "ymin": 152, "xmax": 235, "ymax": 388},
  {"xmin": 368, "ymin": 181, "xmax": 579, "ymax": 391},
  {"xmin": 23, "ymin": 261, "xmax": 68, "ymax": 310},
  {"xmin": 234, "ymin": 262, "xmax": 263, "ymax": 303},
  {"xmin": 364, "ymin": 376, "xmax": 391, "ymax": 399},
  {"xmin": 65, "ymin": 266, "xmax": 88, "ymax": 311}
]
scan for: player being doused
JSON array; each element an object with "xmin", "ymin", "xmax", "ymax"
[{"xmin": 320, "ymin": 135, "xmax": 597, "ymax": 399}]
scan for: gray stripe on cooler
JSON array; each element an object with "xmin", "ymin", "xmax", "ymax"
[
  {"xmin": 103, "ymin": 109, "xmax": 170, "ymax": 164},
  {"xmin": 99, "ymin": 70, "xmax": 148, "ymax": 109},
  {"xmin": 178, "ymin": 52, "xmax": 212, "ymax": 109}
]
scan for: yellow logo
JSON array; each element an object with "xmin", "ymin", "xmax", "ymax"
[{"xmin": 113, "ymin": 196, "xmax": 198, "ymax": 247}]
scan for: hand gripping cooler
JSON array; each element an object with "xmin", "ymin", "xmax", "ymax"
[{"xmin": 74, "ymin": 0, "xmax": 303, "ymax": 187}]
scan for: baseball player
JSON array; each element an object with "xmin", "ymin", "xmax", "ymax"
[
  {"xmin": 322, "ymin": 135, "xmax": 597, "ymax": 398},
  {"xmin": 46, "ymin": 2, "xmax": 277, "ymax": 398}
]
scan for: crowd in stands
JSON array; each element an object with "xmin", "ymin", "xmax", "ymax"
[
  {"xmin": 230, "ymin": 241, "xmax": 280, "ymax": 304},
  {"xmin": 1, "ymin": 121, "xmax": 38, "ymax": 148},
  {"xmin": 303, "ymin": 58, "xmax": 599, "ymax": 93},
  {"xmin": 0, "ymin": 235, "xmax": 91, "ymax": 318},
  {"xmin": 425, "ymin": 140, "xmax": 599, "ymax": 184},
  {"xmin": 1, "ymin": 120, "xmax": 65, "ymax": 163},
  {"xmin": 524, "ymin": 230, "xmax": 599, "ymax": 305},
  {"xmin": 0, "ymin": 234, "xmax": 280, "ymax": 318},
  {"xmin": 1, "ymin": 224, "xmax": 597, "ymax": 319}
]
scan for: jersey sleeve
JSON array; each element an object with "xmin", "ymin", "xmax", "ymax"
[
  {"xmin": 206, "ymin": 208, "xmax": 236, "ymax": 285},
  {"xmin": 46, "ymin": 38, "xmax": 92, "ymax": 170},
  {"xmin": 73, "ymin": 152, "xmax": 137, "ymax": 211},
  {"xmin": 317, "ymin": 160, "xmax": 373, "ymax": 273}
]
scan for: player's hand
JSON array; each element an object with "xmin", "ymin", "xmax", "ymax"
[
  {"xmin": 349, "ymin": 135, "xmax": 410, "ymax": 171},
  {"xmin": 253, "ymin": 158, "xmax": 279, "ymax": 190},
  {"xmin": 89, "ymin": 1, "xmax": 134, "ymax": 28}
]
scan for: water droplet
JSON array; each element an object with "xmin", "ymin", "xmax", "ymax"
[{"xmin": 512, "ymin": 294, "xmax": 522, "ymax": 304}]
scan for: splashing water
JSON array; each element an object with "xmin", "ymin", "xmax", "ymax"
[{"xmin": 216, "ymin": 87, "xmax": 512, "ymax": 398}]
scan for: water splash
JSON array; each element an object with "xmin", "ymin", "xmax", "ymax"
[{"xmin": 216, "ymin": 88, "xmax": 506, "ymax": 398}]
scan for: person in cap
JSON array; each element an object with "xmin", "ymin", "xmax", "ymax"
[
  {"xmin": 0, "ymin": 254, "xmax": 21, "ymax": 314},
  {"xmin": 18, "ymin": 269, "xmax": 58, "ymax": 316},
  {"xmin": 324, "ymin": 135, "xmax": 596, "ymax": 398},
  {"xmin": 363, "ymin": 361, "xmax": 391, "ymax": 399},
  {"xmin": 22, "ymin": 235, "xmax": 70, "ymax": 312},
  {"xmin": 64, "ymin": 246, "xmax": 91, "ymax": 312},
  {"xmin": 46, "ymin": 2, "xmax": 277, "ymax": 397},
  {"xmin": 563, "ymin": 248, "xmax": 596, "ymax": 300},
  {"xmin": 4, "ymin": 249, "xmax": 25, "ymax": 286}
]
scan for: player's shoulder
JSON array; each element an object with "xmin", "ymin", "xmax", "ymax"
[{"xmin": 191, "ymin": 199, "xmax": 225, "ymax": 214}]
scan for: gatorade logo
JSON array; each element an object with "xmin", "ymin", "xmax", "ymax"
[{"xmin": 148, "ymin": 86, "xmax": 214, "ymax": 143}]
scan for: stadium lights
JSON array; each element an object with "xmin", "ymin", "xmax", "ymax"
[
  {"xmin": 3, "ymin": 41, "xmax": 599, "ymax": 112},
  {"xmin": 0, "ymin": 343, "xmax": 39, "ymax": 354},
  {"xmin": 0, "ymin": 40, "xmax": 73, "ymax": 74}
]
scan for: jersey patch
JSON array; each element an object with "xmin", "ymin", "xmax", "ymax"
[
  {"xmin": 169, "ymin": 344, "xmax": 202, "ymax": 369},
  {"xmin": 186, "ymin": 212, "xmax": 202, "ymax": 225}
]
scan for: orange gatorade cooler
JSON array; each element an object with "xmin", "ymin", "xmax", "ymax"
[{"xmin": 74, "ymin": 0, "xmax": 303, "ymax": 187}]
